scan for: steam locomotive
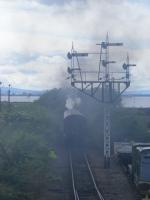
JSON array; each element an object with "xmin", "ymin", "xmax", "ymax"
[{"xmin": 64, "ymin": 109, "xmax": 87, "ymax": 147}]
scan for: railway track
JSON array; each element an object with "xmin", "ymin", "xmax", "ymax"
[{"xmin": 69, "ymin": 150, "xmax": 105, "ymax": 200}]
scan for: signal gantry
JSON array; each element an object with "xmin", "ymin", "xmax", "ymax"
[{"xmin": 67, "ymin": 34, "xmax": 136, "ymax": 168}]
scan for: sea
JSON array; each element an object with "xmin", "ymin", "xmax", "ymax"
[
  {"xmin": 1, "ymin": 95, "xmax": 40, "ymax": 103},
  {"xmin": 121, "ymin": 96, "xmax": 150, "ymax": 108}
]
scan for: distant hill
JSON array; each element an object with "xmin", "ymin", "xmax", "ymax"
[
  {"xmin": 1, "ymin": 87, "xmax": 45, "ymax": 96},
  {"xmin": 2, "ymin": 86, "xmax": 150, "ymax": 97}
]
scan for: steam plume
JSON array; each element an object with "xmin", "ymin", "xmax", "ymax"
[{"xmin": 65, "ymin": 97, "xmax": 81, "ymax": 110}]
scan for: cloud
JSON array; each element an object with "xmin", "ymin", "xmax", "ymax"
[
  {"xmin": 37, "ymin": 0, "xmax": 82, "ymax": 6},
  {"xmin": 0, "ymin": 0, "xmax": 149, "ymax": 90},
  {"xmin": 0, "ymin": 52, "xmax": 39, "ymax": 66},
  {"xmin": 3, "ymin": 55, "xmax": 67, "ymax": 90}
]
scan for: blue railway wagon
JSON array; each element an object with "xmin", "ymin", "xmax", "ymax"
[{"xmin": 132, "ymin": 145, "xmax": 150, "ymax": 191}]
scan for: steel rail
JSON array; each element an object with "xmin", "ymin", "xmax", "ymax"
[
  {"xmin": 84, "ymin": 154, "xmax": 105, "ymax": 200},
  {"xmin": 69, "ymin": 151, "xmax": 105, "ymax": 200},
  {"xmin": 69, "ymin": 152, "xmax": 78, "ymax": 200}
]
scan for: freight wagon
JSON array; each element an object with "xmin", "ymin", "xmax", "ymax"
[{"xmin": 114, "ymin": 142, "xmax": 150, "ymax": 194}]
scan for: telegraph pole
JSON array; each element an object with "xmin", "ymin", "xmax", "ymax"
[{"xmin": 67, "ymin": 35, "xmax": 136, "ymax": 168}]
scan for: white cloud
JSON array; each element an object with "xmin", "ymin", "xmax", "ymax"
[
  {"xmin": 0, "ymin": 55, "xmax": 67, "ymax": 89},
  {"xmin": 0, "ymin": 0, "xmax": 149, "ymax": 90}
]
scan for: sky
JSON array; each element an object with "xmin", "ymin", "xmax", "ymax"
[{"xmin": 0, "ymin": 0, "xmax": 150, "ymax": 90}]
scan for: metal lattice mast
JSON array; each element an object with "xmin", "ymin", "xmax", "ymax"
[{"xmin": 104, "ymin": 105, "xmax": 111, "ymax": 168}]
